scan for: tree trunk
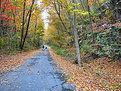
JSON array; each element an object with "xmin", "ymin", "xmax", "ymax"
[
  {"xmin": 21, "ymin": 0, "xmax": 35, "ymax": 50},
  {"xmin": 87, "ymin": 0, "xmax": 94, "ymax": 43},
  {"xmin": 53, "ymin": 0, "xmax": 67, "ymax": 31},
  {"xmin": 20, "ymin": 0, "xmax": 26, "ymax": 50},
  {"xmin": 72, "ymin": 0, "xmax": 82, "ymax": 66}
]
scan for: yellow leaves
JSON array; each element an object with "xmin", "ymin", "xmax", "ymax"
[
  {"xmin": 80, "ymin": 11, "xmax": 89, "ymax": 16},
  {"xmin": 72, "ymin": 3, "xmax": 81, "ymax": 6},
  {"xmin": 41, "ymin": 0, "xmax": 52, "ymax": 7},
  {"xmin": 99, "ymin": 0, "xmax": 108, "ymax": 4},
  {"xmin": 21, "ymin": 0, "xmax": 32, "ymax": 2},
  {"xmin": 41, "ymin": 0, "xmax": 52, "ymax": 4},
  {"xmin": 70, "ymin": 9, "xmax": 89, "ymax": 16}
]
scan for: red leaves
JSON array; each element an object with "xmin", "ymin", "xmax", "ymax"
[
  {"xmin": 5, "ymin": 5, "xmax": 19, "ymax": 10},
  {"xmin": 0, "ymin": 14, "xmax": 13, "ymax": 21},
  {"xmin": 1, "ymin": 5, "xmax": 20, "ymax": 10},
  {"xmin": 6, "ymin": 2, "xmax": 11, "ymax": 5},
  {"xmin": 0, "ymin": 0, "xmax": 19, "ymax": 10},
  {"xmin": 0, "ymin": 14, "xmax": 8, "ymax": 18},
  {"xmin": 0, "ymin": 0, "xmax": 19, "ymax": 21}
]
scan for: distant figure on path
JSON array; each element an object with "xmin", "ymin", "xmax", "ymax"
[
  {"xmin": 42, "ymin": 45, "xmax": 47, "ymax": 50},
  {"xmin": 45, "ymin": 46, "xmax": 47, "ymax": 49},
  {"xmin": 42, "ymin": 45, "xmax": 45, "ymax": 51}
]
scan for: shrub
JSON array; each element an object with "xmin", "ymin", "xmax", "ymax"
[
  {"xmin": 50, "ymin": 45, "xmax": 58, "ymax": 50},
  {"xmin": 96, "ymin": 26, "xmax": 121, "ymax": 59},
  {"xmin": 80, "ymin": 45, "xmax": 93, "ymax": 54},
  {"xmin": 55, "ymin": 48, "xmax": 68, "ymax": 57},
  {"xmin": 0, "ymin": 38, "xmax": 6, "ymax": 49}
]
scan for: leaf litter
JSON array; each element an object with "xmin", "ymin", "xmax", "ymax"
[
  {"xmin": 0, "ymin": 50, "xmax": 40, "ymax": 72},
  {"xmin": 49, "ymin": 49, "xmax": 121, "ymax": 91}
]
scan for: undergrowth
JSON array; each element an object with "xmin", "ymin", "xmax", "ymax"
[{"xmin": 50, "ymin": 45, "xmax": 71, "ymax": 57}]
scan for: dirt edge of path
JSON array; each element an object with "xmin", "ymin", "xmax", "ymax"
[
  {"xmin": 49, "ymin": 48, "xmax": 121, "ymax": 91},
  {"xmin": 0, "ymin": 49, "xmax": 40, "ymax": 72}
]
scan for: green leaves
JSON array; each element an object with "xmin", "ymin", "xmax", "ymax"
[
  {"xmin": 55, "ymin": 48, "xmax": 68, "ymax": 57},
  {"xmin": 80, "ymin": 45, "xmax": 93, "ymax": 54},
  {"xmin": 96, "ymin": 26, "xmax": 121, "ymax": 58},
  {"xmin": 0, "ymin": 38, "xmax": 6, "ymax": 48},
  {"xmin": 97, "ymin": 66, "xmax": 103, "ymax": 71}
]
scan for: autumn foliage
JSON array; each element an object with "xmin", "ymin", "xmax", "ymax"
[
  {"xmin": 0, "ymin": 0, "xmax": 19, "ymax": 21},
  {"xmin": 0, "ymin": 0, "xmax": 44, "ymax": 52}
]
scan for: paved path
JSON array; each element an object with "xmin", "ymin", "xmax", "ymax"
[{"xmin": 0, "ymin": 50, "xmax": 76, "ymax": 91}]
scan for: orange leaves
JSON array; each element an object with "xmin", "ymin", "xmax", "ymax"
[
  {"xmin": 50, "ymin": 48, "xmax": 121, "ymax": 91},
  {"xmin": 0, "ymin": 50, "xmax": 40, "ymax": 72},
  {"xmin": 88, "ymin": 0, "xmax": 95, "ymax": 5}
]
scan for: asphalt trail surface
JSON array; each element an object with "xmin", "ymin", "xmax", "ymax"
[{"xmin": 0, "ymin": 50, "xmax": 76, "ymax": 91}]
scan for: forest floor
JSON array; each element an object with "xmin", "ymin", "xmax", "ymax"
[
  {"xmin": 50, "ymin": 48, "xmax": 121, "ymax": 91},
  {"xmin": 0, "ymin": 49, "xmax": 40, "ymax": 72}
]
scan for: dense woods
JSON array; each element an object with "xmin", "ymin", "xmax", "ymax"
[
  {"xmin": 43, "ymin": 0, "xmax": 121, "ymax": 63},
  {"xmin": 0, "ymin": 0, "xmax": 44, "ymax": 53},
  {"xmin": 0, "ymin": 0, "xmax": 120, "ymax": 59}
]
